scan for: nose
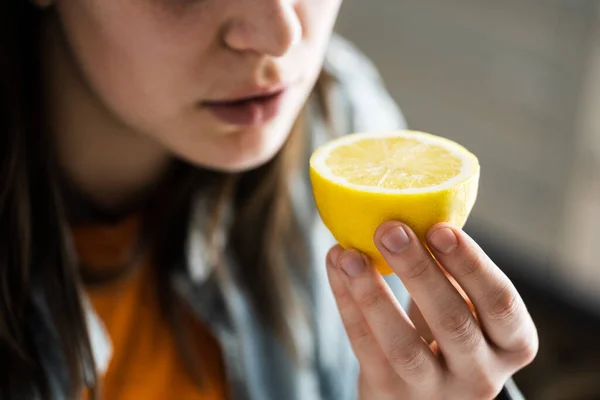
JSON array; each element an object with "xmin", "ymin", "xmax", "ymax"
[{"xmin": 222, "ymin": 0, "xmax": 302, "ymax": 57}]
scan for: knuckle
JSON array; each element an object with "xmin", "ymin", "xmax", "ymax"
[
  {"xmin": 520, "ymin": 341, "xmax": 539, "ymax": 366},
  {"xmin": 331, "ymin": 287, "xmax": 355, "ymax": 312},
  {"xmin": 387, "ymin": 337, "xmax": 428, "ymax": 376},
  {"xmin": 345, "ymin": 320, "xmax": 372, "ymax": 343},
  {"xmin": 472, "ymin": 376, "xmax": 500, "ymax": 400},
  {"xmin": 457, "ymin": 367, "xmax": 501, "ymax": 400},
  {"xmin": 403, "ymin": 253, "xmax": 432, "ymax": 281},
  {"xmin": 488, "ymin": 288, "xmax": 520, "ymax": 325},
  {"xmin": 456, "ymin": 250, "xmax": 485, "ymax": 278},
  {"xmin": 513, "ymin": 330, "xmax": 539, "ymax": 366},
  {"xmin": 439, "ymin": 308, "xmax": 480, "ymax": 350},
  {"xmin": 357, "ymin": 289, "xmax": 385, "ymax": 311}
]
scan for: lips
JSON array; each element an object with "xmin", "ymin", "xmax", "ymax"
[{"xmin": 203, "ymin": 87, "xmax": 287, "ymax": 126}]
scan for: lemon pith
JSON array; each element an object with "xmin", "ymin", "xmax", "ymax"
[{"xmin": 309, "ymin": 130, "xmax": 480, "ymax": 275}]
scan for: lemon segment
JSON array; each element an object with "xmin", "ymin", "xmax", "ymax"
[
  {"xmin": 325, "ymin": 137, "xmax": 463, "ymax": 189},
  {"xmin": 309, "ymin": 130, "xmax": 480, "ymax": 275}
]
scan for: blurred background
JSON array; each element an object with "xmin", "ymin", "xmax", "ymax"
[{"xmin": 336, "ymin": 1, "xmax": 600, "ymax": 399}]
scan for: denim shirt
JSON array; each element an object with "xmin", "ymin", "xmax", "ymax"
[{"xmin": 30, "ymin": 35, "xmax": 523, "ymax": 400}]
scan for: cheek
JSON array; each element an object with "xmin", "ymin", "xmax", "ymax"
[
  {"xmin": 291, "ymin": 0, "xmax": 342, "ymax": 84},
  {"xmin": 299, "ymin": 0, "xmax": 342, "ymax": 41},
  {"xmin": 55, "ymin": 0, "xmax": 220, "ymax": 132}
]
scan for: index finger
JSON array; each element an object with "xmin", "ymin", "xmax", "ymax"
[
  {"xmin": 426, "ymin": 224, "xmax": 538, "ymax": 359},
  {"xmin": 373, "ymin": 221, "xmax": 488, "ymax": 367}
]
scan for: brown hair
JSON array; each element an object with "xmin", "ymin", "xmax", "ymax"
[{"xmin": 0, "ymin": 1, "xmax": 334, "ymax": 399}]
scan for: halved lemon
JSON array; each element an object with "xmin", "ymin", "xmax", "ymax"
[{"xmin": 309, "ymin": 130, "xmax": 480, "ymax": 275}]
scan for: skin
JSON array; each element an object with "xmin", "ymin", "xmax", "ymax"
[
  {"xmin": 327, "ymin": 223, "xmax": 539, "ymax": 399},
  {"xmin": 42, "ymin": 0, "xmax": 341, "ymax": 207},
  {"xmin": 38, "ymin": 0, "xmax": 538, "ymax": 398}
]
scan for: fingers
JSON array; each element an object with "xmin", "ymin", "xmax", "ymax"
[
  {"xmin": 426, "ymin": 224, "xmax": 538, "ymax": 363},
  {"xmin": 373, "ymin": 222, "xmax": 489, "ymax": 371},
  {"xmin": 326, "ymin": 245, "xmax": 441, "ymax": 386},
  {"xmin": 326, "ymin": 246, "xmax": 399, "ymax": 392}
]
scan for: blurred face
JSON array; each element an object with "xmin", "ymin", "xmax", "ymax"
[{"xmin": 48, "ymin": 0, "xmax": 342, "ymax": 172}]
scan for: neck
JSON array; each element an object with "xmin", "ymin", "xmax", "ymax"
[{"xmin": 41, "ymin": 14, "xmax": 171, "ymax": 211}]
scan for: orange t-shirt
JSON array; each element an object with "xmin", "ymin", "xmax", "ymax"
[{"xmin": 72, "ymin": 216, "xmax": 228, "ymax": 400}]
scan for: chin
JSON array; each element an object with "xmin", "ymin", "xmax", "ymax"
[
  {"xmin": 206, "ymin": 154, "xmax": 271, "ymax": 173},
  {"xmin": 184, "ymin": 126, "xmax": 291, "ymax": 173},
  {"xmin": 218, "ymin": 123, "xmax": 294, "ymax": 172}
]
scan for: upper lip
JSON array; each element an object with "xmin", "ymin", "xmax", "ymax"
[{"xmin": 204, "ymin": 85, "xmax": 286, "ymax": 105}]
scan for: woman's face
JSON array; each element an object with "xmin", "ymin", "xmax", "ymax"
[{"xmin": 48, "ymin": 0, "xmax": 342, "ymax": 172}]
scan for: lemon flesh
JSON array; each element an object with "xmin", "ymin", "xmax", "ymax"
[{"xmin": 309, "ymin": 130, "xmax": 480, "ymax": 275}]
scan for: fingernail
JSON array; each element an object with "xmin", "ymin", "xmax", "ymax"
[
  {"xmin": 429, "ymin": 228, "xmax": 458, "ymax": 254},
  {"xmin": 380, "ymin": 225, "xmax": 410, "ymax": 254},
  {"xmin": 327, "ymin": 246, "xmax": 343, "ymax": 267},
  {"xmin": 340, "ymin": 251, "xmax": 366, "ymax": 277}
]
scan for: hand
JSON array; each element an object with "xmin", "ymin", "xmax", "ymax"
[{"xmin": 326, "ymin": 222, "xmax": 538, "ymax": 400}]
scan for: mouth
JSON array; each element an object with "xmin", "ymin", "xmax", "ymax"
[{"xmin": 202, "ymin": 87, "xmax": 287, "ymax": 126}]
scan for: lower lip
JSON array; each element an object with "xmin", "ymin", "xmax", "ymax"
[{"xmin": 204, "ymin": 90, "xmax": 286, "ymax": 126}]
